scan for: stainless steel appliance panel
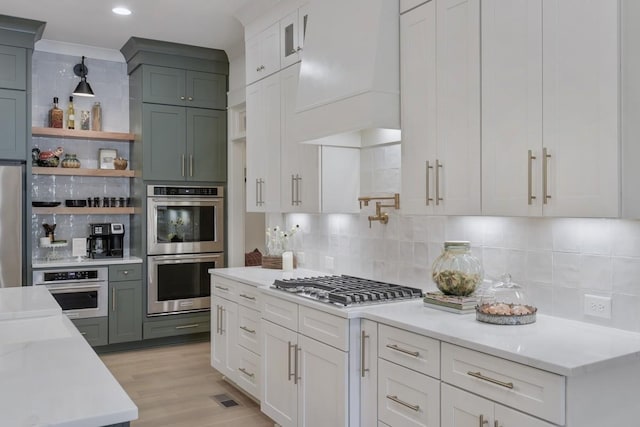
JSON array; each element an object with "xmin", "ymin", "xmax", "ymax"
[{"xmin": 0, "ymin": 164, "xmax": 23, "ymax": 287}]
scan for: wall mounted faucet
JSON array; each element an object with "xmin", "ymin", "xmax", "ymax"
[{"xmin": 357, "ymin": 193, "xmax": 400, "ymax": 228}]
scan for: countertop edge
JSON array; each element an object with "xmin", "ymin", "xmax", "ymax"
[{"xmin": 33, "ymin": 256, "xmax": 144, "ymax": 269}]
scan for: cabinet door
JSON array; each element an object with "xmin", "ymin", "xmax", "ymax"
[
  {"xmin": 0, "ymin": 89, "xmax": 25, "ymax": 160},
  {"xmin": 246, "ymin": 23, "xmax": 280, "ymax": 85},
  {"xmin": 298, "ymin": 334, "xmax": 348, "ymax": 427},
  {"xmin": 211, "ymin": 298, "xmax": 238, "ymax": 379},
  {"xmin": 235, "ymin": 345, "xmax": 260, "ymax": 400},
  {"xmin": 435, "ymin": 0, "xmax": 481, "ymax": 215},
  {"xmin": 261, "ymin": 320, "xmax": 298, "ymax": 427},
  {"xmin": 142, "ymin": 103, "xmax": 186, "ymax": 181},
  {"xmin": 142, "ymin": 65, "xmax": 187, "ymax": 106},
  {"xmin": 495, "ymin": 404, "xmax": 556, "ymax": 427},
  {"xmin": 237, "ymin": 305, "xmax": 260, "ymax": 354},
  {"xmin": 186, "ymin": 108, "xmax": 227, "ymax": 182},
  {"xmin": 72, "ymin": 317, "xmax": 108, "ymax": 347},
  {"xmin": 108, "ymin": 281, "xmax": 142, "ymax": 344},
  {"xmin": 280, "ymin": 63, "xmax": 319, "ymax": 213},
  {"xmin": 542, "ymin": 0, "xmax": 619, "ymax": 217},
  {"xmin": 441, "ymin": 383, "xmax": 493, "ymax": 427},
  {"xmin": 280, "ymin": 11, "xmax": 300, "ymax": 68},
  {"xmin": 185, "ymin": 70, "xmax": 226, "ymax": 110},
  {"xmin": 400, "ymin": 0, "xmax": 438, "ymax": 215},
  {"xmin": 0, "ymin": 45, "xmax": 26, "ymax": 90},
  {"xmin": 481, "ymin": 0, "xmax": 543, "ymax": 216},
  {"xmin": 360, "ymin": 319, "xmax": 378, "ymax": 427}
]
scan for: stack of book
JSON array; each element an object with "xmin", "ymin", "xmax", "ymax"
[{"xmin": 423, "ymin": 291, "xmax": 478, "ymax": 314}]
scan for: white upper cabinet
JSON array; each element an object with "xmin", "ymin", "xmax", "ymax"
[
  {"xmin": 246, "ymin": 23, "xmax": 281, "ymax": 85},
  {"xmin": 280, "ymin": 4, "xmax": 309, "ymax": 68},
  {"xmin": 401, "ymin": 0, "xmax": 481, "ymax": 215},
  {"xmin": 400, "ymin": 0, "xmax": 430, "ymax": 14},
  {"xmin": 482, "ymin": 0, "xmax": 619, "ymax": 217}
]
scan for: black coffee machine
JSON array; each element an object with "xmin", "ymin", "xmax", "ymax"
[{"xmin": 88, "ymin": 223, "xmax": 125, "ymax": 258}]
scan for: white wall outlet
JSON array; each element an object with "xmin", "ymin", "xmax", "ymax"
[
  {"xmin": 584, "ymin": 294, "xmax": 612, "ymax": 319},
  {"xmin": 297, "ymin": 251, "xmax": 305, "ymax": 266},
  {"xmin": 325, "ymin": 256, "xmax": 335, "ymax": 272}
]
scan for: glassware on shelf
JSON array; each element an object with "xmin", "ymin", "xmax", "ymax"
[
  {"xmin": 431, "ymin": 241, "xmax": 483, "ymax": 296},
  {"xmin": 61, "ymin": 154, "xmax": 81, "ymax": 168}
]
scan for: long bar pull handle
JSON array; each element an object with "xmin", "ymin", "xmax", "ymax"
[
  {"xmin": 238, "ymin": 367, "xmax": 255, "ymax": 378},
  {"xmin": 426, "ymin": 161, "xmax": 434, "ymax": 206},
  {"xmin": 189, "ymin": 154, "xmax": 193, "ymax": 177},
  {"xmin": 181, "ymin": 154, "xmax": 185, "ymax": 177},
  {"xmin": 239, "ymin": 293, "xmax": 256, "ymax": 301},
  {"xmin": 255, "ymin": 179, "xmax": 259, "ymax": 206},
  {"xmin": 175, "ymin": 324, "xmax": 199, "ymax": 330},
  {"xmin": 361, "ymin": 331, "xmax": 370, "ymax": 378},
  {"xmin": 386, "ymin": 395, "xmax": 420, "ymax": 412},
  {"xmin": 295, "ymin": 345, "xmax": 301, "ymax": 384},
  {"xmin": 216, "ymin": 305, "xmax": 221, "ymax": 334},
  {"xmin": 215, "ymin": 285, "xmax": 229, "ymax": 291},
  {"xmin": 112, "ymin": 288, "xmax": 116, "ymax": 312},
  {"xmin": 479, "ymin": 414, "xmax": 489, "ymax": 427},
  {"xmin": 467, "ymin": 371, "xmax": 514, "ymax": 389},
  {"xmin": 296, "ymin": 174, "xmax": 301, "ymax": 205},
  {"xmin": 288, "ymin": 341, "xmax": 295, "ymax": 381},
  {"xmin": 219, "ymin": 307, "xmax": 225, "ymax": 334},
  {"xmin": 435, "ymin": 159, "xmax": 443, "ymax": 205},
  {"xmin": 543, "ymin": 147, "xmax": 551, "ymax": 204},
  {"xmin": 239, "ymin": 325, "xmax": 256, "ymax": 334},
  {"xmin": 528, "ymin": 150, "xmax": 537, "ymax": 205},
  {"xmin": 291, "ymin": 174, "xmax": 295, "ymax": 206},
  {"xmin": 386, "ymin": 344, "xmax": 420, "ymax": 357}
]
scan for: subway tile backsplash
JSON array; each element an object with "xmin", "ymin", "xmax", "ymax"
[{"xmin": 282, "ymin": 143, "xmax": 640, "ymax": 333}]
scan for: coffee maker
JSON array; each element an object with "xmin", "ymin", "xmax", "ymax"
[{"xmin": 88, "ymin": 223, "xmax": 125, "ymax": 258}]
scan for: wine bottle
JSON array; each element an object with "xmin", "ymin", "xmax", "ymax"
[
  {"xmin": 67, "ymin": 96, "xmax": 75, "ymax": 129},
  {"xmin": 49, "ymin": 97, "xmax": 63, "ymax": 128}
]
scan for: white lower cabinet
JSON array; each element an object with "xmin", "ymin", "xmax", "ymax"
[
  {"xmin": 211, "ymin": 297, "xmax": 237, "ymax": 379},
  {"xmin": 360, "ymin": 319, "xmax": 378, "ymax": 427},
  {"xmin": 441, "ymin": 384, "xmax": 554, "ymax": 427}
]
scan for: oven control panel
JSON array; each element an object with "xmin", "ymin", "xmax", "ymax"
[
  {"xmin": 148, "ymin": 185, "xmax": 223, "ymax": 197},
  {"xmin": 43, "ymin": 270, "xmax": 99, "ymax": 282}
]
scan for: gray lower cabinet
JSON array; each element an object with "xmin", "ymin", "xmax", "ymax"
[
  {"xmin": 142, "ymin": 103, "xmax": 226, "ymax": 182},
  {"xmin": 108, "ymin": 265, "xmax": 143, "ymax": 344},
  {"xmin": 0, "ymin": 88, "xmax": 26, "ymax": 160},
  {"xmin": 143, "ymin": 312, "xmax": 210, "ymax": 340},
  {"xmin": 71, "ymin": 317, "xmax": 108, "ymax": 347}
]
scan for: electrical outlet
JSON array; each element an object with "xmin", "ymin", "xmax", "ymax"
[
  {"xmin": 584, "ymin": 294, "xmax": 612, "ymax": 319},
  {"xmin": 297, "ymin": 252, "xmax": 305, "ymax": 265},
  {"xmin": 325, "ymin": 256, "xmax": 335, "ymax": 272}
]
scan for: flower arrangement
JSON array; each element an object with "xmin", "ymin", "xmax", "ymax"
[
  {"xmin": 265, "ymin": 224, "xmax": 300, "ymax": 256},
  {"xmin": 168, "ymin": 217, "xmax": 184, "ymax": 242}
]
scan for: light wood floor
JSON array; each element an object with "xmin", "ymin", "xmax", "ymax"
[{"xmin": 100, "ymin": 341, "xmax": 275, "ymax": 427}]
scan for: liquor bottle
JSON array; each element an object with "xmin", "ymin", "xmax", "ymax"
[
  {"xmin": 49, "ymin": 97, "xmax": 63, "ymax": 128},
  {"xmin": 66, "ymin": 96, "xmax": 75, "ymax": 129},
  {"xmin": 91, "ymin": 101, "xmax": 102, "ymax": 131}
]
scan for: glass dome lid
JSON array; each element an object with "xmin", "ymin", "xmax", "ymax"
[{"xmin": 476, "ymin": 274, "xmax": 537, "ymax": 325}]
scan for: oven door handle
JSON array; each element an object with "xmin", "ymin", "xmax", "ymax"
[
  {"xmin": 34, "ymin": 279, "xmax": 105, "ymax": 286},
  {"xmin": 44, "ymin": 284, "xmax": 104, "ymax": 292}
]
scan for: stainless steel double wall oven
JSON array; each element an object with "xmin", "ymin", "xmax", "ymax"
[{"xmin": 147, "ymin": 185, "xmax": 224, "ymax": 315}]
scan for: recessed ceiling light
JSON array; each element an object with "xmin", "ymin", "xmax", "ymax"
[{"xmin": 112, "ymin": 7, "xmax": 132, "ymax": 16}]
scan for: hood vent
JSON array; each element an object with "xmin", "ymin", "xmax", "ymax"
[{"xmin": 294, "ymin": 0, "xmax": 400, "ymax": 146}]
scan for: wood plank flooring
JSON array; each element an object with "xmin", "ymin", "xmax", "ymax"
[{"xmin": 100, "ymin": 341, "xmax": 274, "ymax": 427}]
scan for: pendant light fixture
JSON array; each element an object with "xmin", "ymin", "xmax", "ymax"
[{"xmin": 72, "ymin": 56, "xmax": 95, "ymax": 97}]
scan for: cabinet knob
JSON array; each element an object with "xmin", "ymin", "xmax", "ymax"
[
  {"xmin": 122, "ymin": 270, "xmax": 128, "ymax": 275},
  {"xmin": 180, "ymin": 96, "xmax": 186, "ymax": 100},
  {"xmin": 188, "ymin": 96, "xmax": 193, "ymax": 101}
]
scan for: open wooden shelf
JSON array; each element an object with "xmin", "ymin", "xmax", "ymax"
[
  {"xmin": 32, "ymin": 127, "xmax": 135, "ymax": 142},
  {"xmin": 32, "ymin": 167, "xmax": 135, "ymax": 177},
  {"xmin": 32, "ymin": 207, "xmax": 137, "ymax": 215}
]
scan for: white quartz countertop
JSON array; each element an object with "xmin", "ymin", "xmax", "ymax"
[
  {"xmin": 211, "ymin": 267, "xmax": 640, "ymax": 377},
  {"xmin": 0, "ymin": 287, "xmax": 138, "ymax": 426},
  {"xmin": 33, "ymin": 256, "xmax": 143, "ymax": 269},
  {"xmin": 0, "ymin": 286, "xmax": 61, "ymax": 320}
]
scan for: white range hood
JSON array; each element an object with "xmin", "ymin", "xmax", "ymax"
[{"xmin": 294, "ymin": 0, "xmax": 400, "ymax": 147}]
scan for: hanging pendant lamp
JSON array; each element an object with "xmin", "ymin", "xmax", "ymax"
[{"xmin": 72, "ymin": 56, "xmax": 95, "ymax": 97}]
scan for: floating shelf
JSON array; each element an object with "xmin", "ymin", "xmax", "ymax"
[
  {"xmin": 32, "ymin": 127, "xmax": 135, "ymax": 142},
  {"xmin": 32, "ymin": 207, "xmax": 136, "ymax": 215},
  {"xmin": 32, "ymin": 167, "xmax": 135, "ymax": 178}
]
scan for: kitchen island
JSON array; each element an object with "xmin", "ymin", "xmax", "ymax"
[{"xmin": 0, "ymin": 286, "xmax": 137, "ymax": 426}]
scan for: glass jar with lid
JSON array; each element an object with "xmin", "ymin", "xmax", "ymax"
[
  {"xmin": 431, "ymin": 241, "xmax": 483, "ymax": 296},
  {"xmin": 61, "ymin": 153, "xmax": 81, "ymax": 168},
  {"xmin": 476, "ymin": 274, "xmax": 537, "ymax": 325}
]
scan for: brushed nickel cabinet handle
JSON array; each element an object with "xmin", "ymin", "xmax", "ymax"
[
  {"xmin": 295, "ymin": 174, "xmax": 301, "ymax": 205},
  {"xmin": 386, "ymin": 395, "xmax": 420, "ymax": 412},
  {"xmin": 175, "ymin": 324, "xmax": 199, "ymax": 329},
  {"xmin": 181, "ymin": 154, "xmax": 185, "ymax": 177},
  {"xmin": 467, "ymin": 371, "xmax": 514, "ymax": 389},
  {"xmin": 189, "ymin": 154, "xmax": 193, "ymax": 177},
  {"xmin": 80, "ymin": 331, "xmax": 87, "ymax": 335},
  {"xmin": 288, "ymin": 341, "xmax": 295, "ymax": 381},
  {"xmin": 543, "ymin": 147, "xmax": 551, "ymax": 204},
  {"xmin": 240, "ymin": 325, "xmax": 256, "ymax": 334},
  {"xmin": 215, "ymin": 305, "xmax": 220, "ymax": 334},
  {"xmin": 188, "ymin": 96, "xmax": 193, "ymax": 101},
  {"xmin": 435, "ymin": 159, "xmax": 443, "ymax": 205},
  {"xmin": 361, "ymin": 330, "xmax": 370, "ymax": 378},
  {"xmin": 180, "ymin": 96, "xmax": 186, "ymax": 100},
  {"xmin": 295, "ymin": 345, "xmax": 301, "ymax": 384},
  {"xmin": 215, "ymin": 285, "xmax": 229, "ymax": 291},
  {"xmin": 291, "ymin": 174, "xmax": 295, "ymax": 206},
  {"xmin": 479, "ymin": 414, "xmax": 488, "ymax": 426},
  {"xmin": 426, "ymin": 160, "xmax": 434, "ymax": 205},
  {"xmin": 219, "ymin": 306, "xmax": 225, "ymax": 334},
  {"xmin": 255, "ymin": 179, "xmax": 260, "ymax": 206},
  {"xmin": 386, "ymin": 344, "xmax": 419, "ymax": 357},
  {"xmin": 256, "ymin": 67, "xmax": 261, "ymax": 72},
  {"xmin": 112, "ymin": 288, "xmax": 116, "ymax": 312},
  {"xmin": 528, "ymin": 150, "xmax": 537, "ymax": 205},
  {"xmin": 239, "ymin": 293, "xmax": 256, "ymax": 301},
  {"xmin": 238, "ymin": 367, "xmax": 255, "ymax": 378}
]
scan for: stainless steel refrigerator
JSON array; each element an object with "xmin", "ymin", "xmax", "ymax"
[{"xmin": 0, "ymin": 163, "xmax": 23, "ymax": 287}]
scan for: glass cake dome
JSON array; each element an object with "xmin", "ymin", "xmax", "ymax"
[{"xmin": 476, "ymin": 274, "xmax": 537, "ymax": 325}]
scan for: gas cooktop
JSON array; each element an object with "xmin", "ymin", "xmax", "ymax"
[{"xmin": 272, "ymin": 275, "xmax": 423, "ymax": 307}]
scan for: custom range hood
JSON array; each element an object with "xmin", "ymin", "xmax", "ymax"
[{"xmin": 294, "ymin": 0, "xmax": 400, "ymax": 147}]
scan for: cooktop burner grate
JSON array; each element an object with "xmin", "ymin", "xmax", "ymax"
[{"xmin": 272, "ymin": 275, "xmax": 423, "ymax": 307}]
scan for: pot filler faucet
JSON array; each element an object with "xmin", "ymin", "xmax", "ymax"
[{"xmin": 357, "ymin": 193, "xmax": 400, "ymax": 228}]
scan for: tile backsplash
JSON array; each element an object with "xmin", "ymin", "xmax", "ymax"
[
  {"xmin": 31, "ymin": 50, "xmax": 131, "ymax": 260},
  {"xmin": 279, "ymin": 143, "xmax": 640, "ymax": 333}
]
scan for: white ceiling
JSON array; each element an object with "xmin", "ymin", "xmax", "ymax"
[{"xmin": 2, "ymin": 0, "xmax": 277, "ymax": 59}]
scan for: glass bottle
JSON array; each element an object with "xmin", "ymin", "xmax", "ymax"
[
  {"xmin": 431, "ymin": 241, "xmax": 483, "ymax": 296},
  {"xmin": 91, "ymin": 102, "xmax": 102, "ymax": 131},
  {"xmin": 49, "ymin": 97, "xmax": 63, "ymax": 128},
  {"xmin": 66, "ymin": 96, "xmax": 75, "ymax": 129}
]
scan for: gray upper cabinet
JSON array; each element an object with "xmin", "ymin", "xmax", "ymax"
[
  {"xmin": 142, "ymin": 65, "xmax": 226, "ymax": 110},
  {"xmin": 0, "ymin": 88, "xmax": 26, "ymax": 160},
  {"xmin": 0, "ymin": 45, "xmax": 26, "ymax": 90},
  {"xmin": 188, "ymin": 108, "xmax": 227, "ymax": 182}
]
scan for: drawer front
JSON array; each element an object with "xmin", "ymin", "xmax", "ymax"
[
  {"xmin": 143, "ymin": 313, "xmax": 210, "ymax": 340},
  {"xmin": 72, "ymin": 317, "xmax": 108, "ymax": 347},
  {"xmin": 109, "ymin": 264, "xmax": 142, "ymax": 282},
  {"xmin": 378, "ymin": 324, "xmax": 440, "ymax": 378},
  {"xmin": 212, "ymin": 276, "xmax": 239, "ymax": 301},
  {"xmin": 262, "ymin": 294, "xmax": 298, "ymax": 330},
  {"xmin": 235, "ymin": 345, "xmax": 260, "ymax": 400},
  {"xmin": 238, "ymin": 305, "xmax": 261, "ymax": 354},
  {"xmin": 378, "ymin": 358, "xmax": 440, "ymax": 427},
  {"xmin": 236, "ymin": 282, "xmax": 261, "ymax": 309},
  {"xmin": 441, "ymin": 343, "xmax": 565, "ymax": 425},
  {"xmin": 298, "ymin": 305, "xmax": 349, "ymax": 351}
]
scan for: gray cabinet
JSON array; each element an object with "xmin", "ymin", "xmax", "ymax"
[
  {"xmin": 72, "ymin": 317, "xmax": 109, "ymax": 347},
  {"xmin": 142, "ymin": 104, "xmax": 226, "ymax": 182},
  {"xmin": 0, "ymin": 88, "xmax": 26, "ymax": 160},
  {"xmin": 143, "ymin": 312, "xmax": 210, "ymax": 339},
  {"xmin": 0, "ymin": 45, "xmax": 26, "ymax": 90},
  {"xmin": 108, "ymin": 264, "xmax": 143, "ymax": 344}
]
